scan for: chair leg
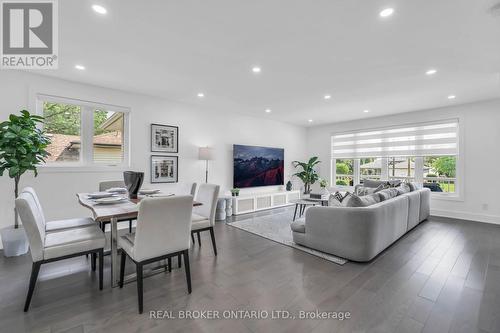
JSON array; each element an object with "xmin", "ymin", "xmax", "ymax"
[
  {"xmin": 91, "ymin": 253, "xmax": 97, "ymax": 271},
  {"xmin": 167, "ymin": 257, "xmax": 172, "ymax": 273},
  {"xmin": 136, "ymin": 263, "xmax": 144, "ymax": 314},
  {"xmin": 178, "ymin": 254, "xmax": 182, "ymax": 268},
  {"xmin": 119, "ymin": 251, "xmax": 127, "ymax": 288},
  {"xmin": 209, "ymin": 227, "xmax": 217, "ymax": 256},
  {"xmin": 197, "ymin": 232, "xmax": 201, "ymax": 246},
  {"xmin": 98, "ymin": 249, "xmax": 104, "ymax": 290},
  {"xmin": 182, "ymin": 250, "xmax": 192, "ymax": 294},
  {"xmin": 24, "ymin": 262, "xmax": 41, "ymax": 312},
  {"xmin": 129, "ymin": 220, "xmax": 133, "ymax": 233},
  {"xmin": 191, "ymin": 232, "xmax": 195, "ymax": 244}
]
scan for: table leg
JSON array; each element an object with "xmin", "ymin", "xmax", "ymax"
[
  {"xmin": 110, "ymin": 217, "xmax": 119, "ymax": 288},
  {"xmin": 293, "ymin": 204, "xmax": 298, "ymax": 221}
]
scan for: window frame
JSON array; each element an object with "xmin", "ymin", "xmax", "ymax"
[
  {"xmin": 330, "ymin": 118, "xmax": 464, "ymax": 201},
  {"xmin": 36, "ymin": 94, "xmax": 131, "ymax": 171}
]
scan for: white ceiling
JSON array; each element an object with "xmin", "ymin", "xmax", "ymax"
[{"xmin": 37, "ymin": 0, "xmax": 500, "ymax": 126}]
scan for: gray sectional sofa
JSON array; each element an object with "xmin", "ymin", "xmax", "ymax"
[{"xmin": 291, "ymin": 187, "xmax": 431, "ymax": 262}]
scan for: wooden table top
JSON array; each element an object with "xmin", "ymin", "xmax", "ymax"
[{"xmin": 77, "ymin": 193, "xmax": 201, "ymax": 222}]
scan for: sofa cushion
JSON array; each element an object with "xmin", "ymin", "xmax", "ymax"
[
  {"xmin": 378, "ymin": 188, "xmax": 399, "ymax": 201},
  {"xmin": 395, "ymin": 183, "xmax": 411, "ymax": 195},
  {"xmin": 363, "ymin": 179, "xmax": 401, "ymax": 188},
  {"xmin": 356, "ymin": 184, "xmax": 386, "ymax": 196},
  {"xmin": 345, "ymin": 193, "xmax": 381, "ymax": 207}
]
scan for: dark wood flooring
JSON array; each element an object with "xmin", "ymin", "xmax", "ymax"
[{"xmin": 1, "ymin": 208, "xmax": 500, "ymax": 333}]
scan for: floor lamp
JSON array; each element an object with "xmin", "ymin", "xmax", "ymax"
[{"xmin": 199, "ymin": 147, "xmax": 214, "ymax": 183}]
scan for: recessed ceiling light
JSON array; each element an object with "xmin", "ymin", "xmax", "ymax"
[
  {"xmin": 92, "ymin": 4, "xmax": 107, "ymax": 15},
  {"xmin": 379, "ymin": 8, "xmax": 394, "ymax": 18},
  {"xmin": 265, "ymin": 109, "xmax": 271, "ymax": 113},
  {"xmin": 252, "ymin": 66, "xmax": 261, "ymax": 73},
  {"xmin": 426, "ymin": 69, "xmax": 437, "ymax": 76},
  {"xmin": 324, "ymin": 95, "xmax": 331, "ymax": 100},
  {"xmin": 75, "ymin": 64, "xmax": 85, "ymax": 70},
  {"xmin": 448, "ymin": 95, "xmax": 456, "ymax": 100},
  {"xmin": 363, "ymin": 109, "xmax": 370, "ymax": 113},
  {"xmin": 308, "ymin": 119, "xmax": 313, "ymax": 123},
  {"xmin": 197, "ymin": 93, "xmax": 205, "ymax": 98}
]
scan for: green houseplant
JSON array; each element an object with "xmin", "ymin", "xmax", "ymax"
[
  {"xmin": 0, "ymin": 110, "xmax": 50, "ymax": 255},
  {"xmin": 292, "ymin": 157, "xmax": 321, "ymax": 194}
]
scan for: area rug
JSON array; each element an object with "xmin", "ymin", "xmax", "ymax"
[{"xmin": 228, "ymin": 210, "xmax": 348, "ymax": 265}]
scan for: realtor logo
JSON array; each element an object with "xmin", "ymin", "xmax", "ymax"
[{"xmin": 1, "ymin": 0, "xmax": 58, "ymax": 69}]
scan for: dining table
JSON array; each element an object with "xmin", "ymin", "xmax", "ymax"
[{"xmin": 77, "ymin": 193, "xmax": 202, "ymax": 287}]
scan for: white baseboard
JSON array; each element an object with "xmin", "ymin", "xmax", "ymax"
[{"xmin": 431, "ymin": 209, "xmax": 500, "ymax": 225}]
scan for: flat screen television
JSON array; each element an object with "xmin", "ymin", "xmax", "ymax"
[{"xmin": 233, "ymin": 144, "xmax": 284, "ymax": 188}]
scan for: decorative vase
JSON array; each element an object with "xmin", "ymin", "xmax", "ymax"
[
  {"xmin": 123, "ymin": 171, "xmax": 144, "ymax": 199},
  {"xmin": 286, "ymin": 181, "xmax": 292, "ymax": 191}
]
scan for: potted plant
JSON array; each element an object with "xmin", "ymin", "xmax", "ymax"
[
  {"xmin": 319, "ymin": 178, "xmax": 329, "ymax": 194},
  {"xmin": 230, "ymin": 188, "xmax": 240, "ymax": 197},
  {"xmin": 292, "ymin": 157, "xmax": 320, "ymax": 194},
  {"xmin": 0, "ymin": 110, "xmax": 50, "ymax": 257}
]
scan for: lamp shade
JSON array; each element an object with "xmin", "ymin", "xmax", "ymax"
[{"xmin": 198, "ymin": 147, "xmax": 214, "ymax": 160}]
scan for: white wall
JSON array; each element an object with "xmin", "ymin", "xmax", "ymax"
[
  {"xmin": 307, "ymin": 99, "xmax": 500, "ymax": 224},
  {"xmin": 0, "ymin": 71, "xmax": 307, "ymax": 242}
]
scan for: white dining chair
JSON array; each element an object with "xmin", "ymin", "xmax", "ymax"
[
  {"xmin": 174, "ymin": 182, "xmax": 197, "ymax": 196},
  {"xmin": 191, "ymin": 183, "xmax": 220, "ymax": 255},
  {"xmin": 99, "ymin": 180, "xmax": 134, "ymax": 233},
  {"xmin": 16, "ymin": 191, "xmax": 106, "ymax": 312},
  {"xmin": 118, "ymin": 195, "xmax": 194, "ymax": 314},
  {"xmin": 21, "ymin": 187, "xmax": 96, "ymax": 232}
]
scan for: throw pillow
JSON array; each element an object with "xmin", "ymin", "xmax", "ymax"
[
  {"xmin": 356, "ymin": 183, "xmax": 386, "ymax": 196},
  {"xmin": 395, "ymin": 183, "xmax": 411, "ymax": 195},
  {"xmin": 378, "ymin": 188, "xmax": 399, "ymax": 201},
  {"xmin": 328, "ymin": 191, "xmax": 350, "ymax": 207},
  {"xmin": 407, "ymin": 182, "xmax": 421, "ymax": 192},
  {"xmin": 345, "ymin": 193, "xmax": 381, "ymax": 207}
]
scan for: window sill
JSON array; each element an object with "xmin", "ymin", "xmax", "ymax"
[
  {"xmin": 38, "ymin": 165, "xmax": 130, "ymax": 173},
  {"xmin": 431, "ymin": 193, "xmax": 463, "ymax": 202}
]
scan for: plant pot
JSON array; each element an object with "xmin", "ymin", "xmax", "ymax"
[
  {"xmin": 123, "ymin": 171, "xmax": 144, "ymax": 199},
  {"xmin": 1, "ymin": 226, "xmax": 29, "ymax": 257}
]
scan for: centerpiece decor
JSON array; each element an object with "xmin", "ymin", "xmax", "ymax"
[{"xmin": 123, "ymin": 171, "xmax": 144, "ymax": 199}]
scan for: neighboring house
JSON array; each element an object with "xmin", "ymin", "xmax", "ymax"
[
  {"xmin": 46, "ymin": 112, "xmax": 124, "ymax": 163},
  {"xmin": 360, "ymin": 158, "xmax": 430, "ymax": 178},
  {"xmin": 46, "ymin": 131, "xmax": 123, "ymax": 163}
]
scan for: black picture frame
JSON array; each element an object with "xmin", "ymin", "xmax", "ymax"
[
  {"xmin": 151, "ymin": 123, "xmax": 179, "ymax": 153},
  {"xmin": 150, "ymin": 155, "xmax": 178, "ymax": 183}
]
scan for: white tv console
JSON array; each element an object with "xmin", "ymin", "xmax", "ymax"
[{"xmin": 231, "ymin": 190, "xmax": 301, "ymax": 215}]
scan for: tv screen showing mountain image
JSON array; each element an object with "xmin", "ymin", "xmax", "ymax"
[{"xmin": 233, "ymin": 144, "xmax": 284, "ymax": 188}]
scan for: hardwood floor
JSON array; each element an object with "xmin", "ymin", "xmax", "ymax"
[{"xmin": 1, "ymin": 208, "xmax": 500, "ymax": 333}]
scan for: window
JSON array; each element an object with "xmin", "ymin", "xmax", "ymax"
[
  {"xmin": 93, "ymin": 109, "xmax": 125, "ymax": 164},
  {"xmin": 334, "ymin": 159, "xmax": 354, "ymax": 186},
  {"xmin": 43, "ymin": 101, "xmax": 82, "ymax": 163},
  {"xmin": 388, "ymin": 157, "xmax": 415, "ymax": 183},
  {"xmin": 38, "ymin": 95, "xmax": 129, "ymax": 168},
  {"xmin": 423, "ymin": 156, "xmax": 456, "ymax": 193},
  {"xmin": 360, "ymin": 158, "xmax": 382, "ymax": 183},
  {"xmin": 331, "ymin": 119, "xmax": 459, "ymax": 196}
]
